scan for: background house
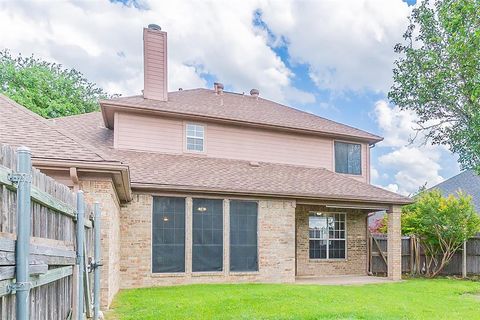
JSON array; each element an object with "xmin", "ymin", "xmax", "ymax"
[
  {"xmin": 430, "ymin": 170, "xmax": 480, "ymax": 213},
  {"xmin": 0, "ymin": 25, "xmax": 410, "ymax": 309}
]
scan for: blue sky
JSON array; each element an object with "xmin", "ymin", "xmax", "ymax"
[{"xmin": 0, "ymin": 0, "xmax": 460, "ymax": 195}]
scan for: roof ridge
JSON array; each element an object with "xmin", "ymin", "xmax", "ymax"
[{"xmin": 0, "ymin": 94, "xmax": 114, "ymax": 162}]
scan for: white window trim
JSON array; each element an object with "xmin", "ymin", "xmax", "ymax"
[
  {"xmin": 333, "ymin": 140, "xmax": 363, "ymax": 176},
  {"xmin": 184, "ymin": 122, "xmax": 207, "ymax": 154},
  {"xmin": 308, "ymin": 212, "xmax": 347, "ymax": 260}
]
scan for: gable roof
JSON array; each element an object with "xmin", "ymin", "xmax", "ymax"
[
  {"xmin": 0, "ymin": 94, "xmax": 112, "ymax": 163},
  {"xmin": 431, "ymin": 170, "xmax": 480, "ymax": 212},
  {"xmin": 51, "ymin": 111, "xmax": 411, "ymax": 205},
  {"xmin": 100, "ymin": 89, "xmax": 383, "ymax": 143}
]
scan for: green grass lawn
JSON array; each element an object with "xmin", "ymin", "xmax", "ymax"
[{"xmin": 107, "ymin": 279, "xmax": 480, "ymax": 320}]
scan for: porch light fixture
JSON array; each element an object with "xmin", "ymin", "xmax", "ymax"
[{"xmin": 315, "ymin": 212, "xmax": 323, "ymax": 216}]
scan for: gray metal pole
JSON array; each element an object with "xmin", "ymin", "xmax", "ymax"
[
  {"xmin": 76, "ymin": 191, "xmax": 85, "ymax": 320},
  {"xmin": 14, "ymin": 146, "xmax": 32, "ymax": 320},
  {"xmin": 93, "ymin": 202, "xmax": 101, "ymax": 320}
]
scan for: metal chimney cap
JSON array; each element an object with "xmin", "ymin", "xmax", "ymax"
[
  {"xmin": 214, "ymin": 82, "xmax": 224, "ymax": 90},
  {"xmin": 250, "ymin": 88, "xmax": 259, "ymax": 96},
  {"xmin": 148, "ymin": 24, "xmax": 162, "ymax": 31}
]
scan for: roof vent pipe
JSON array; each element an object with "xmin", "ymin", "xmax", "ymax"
[
  {"xmin": 214, "ymin": 82, "xmax": 224, "ymax": 95},
  {"xmin": 250, "ymin": 88, "xmax": 259, "ymax": 99}
]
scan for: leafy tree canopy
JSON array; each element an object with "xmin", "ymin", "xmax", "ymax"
[
  {"xmin": 402, "ymin": 189, "xmax": 480, "ymax": 277},
  {"xmin": 389, "ymin": 0, "xmax": 480, "ymax": 172},
  {"xmin": 0, "ymin": 50, "xmax": 112, "ymax": 118}
]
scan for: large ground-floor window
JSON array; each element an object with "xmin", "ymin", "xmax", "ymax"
[
  {"xmin": 230, "ymin": 200, "xmax": 258, "ymax": 272},
  {"xmin": 152, "ymin": 197, "xmax": 186, "ymax": 273},
  {"xmin": 309, "ymin": 212, "xmax": 346, "ymax": 259},
  {"xmin": 192, "ymin": 198, "xmax": 224, "ymax": 272}
]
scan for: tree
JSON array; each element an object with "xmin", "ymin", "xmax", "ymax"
[
  {"xmin": 389, "ymin": 0, "xmax": 480, "ymax": 172},
  {"xmin": 402, "ymin": 189, "xmax": 480, "ymax": 277},
  {"xmin": 0, "ymin": 50, "xmax": 112, "ymax": 118}
]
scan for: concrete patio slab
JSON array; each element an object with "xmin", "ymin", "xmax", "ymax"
[{"xmin": 295, "ymin": 275, "xmax": 399, "ymax": 285}]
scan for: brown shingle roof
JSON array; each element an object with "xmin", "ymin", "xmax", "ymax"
[
  {"xmin": 0, "ymin": 94, "xmax": 112, "ymax": 162},
  {"xmin": 52, "ymin": 111, "xmax": 411, "ymax": 204},
  {"xmin": 100, "ymin": 89, "xmax": 383, "ymax": 143}
]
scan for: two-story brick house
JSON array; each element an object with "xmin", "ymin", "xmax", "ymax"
[{"xmin": 0, "ymin": 25, "xmax": 411, "ymax": 308}]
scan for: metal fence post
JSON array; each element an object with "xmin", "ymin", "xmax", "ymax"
[
  {"xmin": 93, "ymin": 202, "xmax": 101, "ymax": 320},
  {"xmin": 76, "ymin": 191, "xmax": 85, "ymax": 320},
  {"xmin": 14, "ymin": 146, "xmax": 32, "ymax": 320}
]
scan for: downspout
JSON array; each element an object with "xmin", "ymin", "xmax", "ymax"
[{"xmin": 70, "ymin": 167, "xmax": 79, "ymax": 191}]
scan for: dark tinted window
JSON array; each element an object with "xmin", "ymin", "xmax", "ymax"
[
  {"xmin": 152, "ymin": 197, "xmax": 185, "ymax": 273},
  {"xmin": 230, "ymin": 201, "xmax": 258, "ymax": 272},
  {"xmin": 192, "ymin": 198, "xmax": 223, "ymax": 272},
  {"xmin": 335, "ymin": 141, "xmax": 361, "ymax": 175}
]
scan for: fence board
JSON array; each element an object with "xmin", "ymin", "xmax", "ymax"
[
  {"xmin": 0, "ymin": 144, "xmax": 99, "ymax": 319},
  {"xmin": 370, "ymin": 234, "xmax": 480, "ymax": 275}
]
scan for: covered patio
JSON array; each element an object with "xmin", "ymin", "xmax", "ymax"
[{"xmin": 294, "ymin": 201, "xmax": 402, "ymax": 281}]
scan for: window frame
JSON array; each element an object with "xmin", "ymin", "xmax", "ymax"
[
  {"xmin": 150, "ymin": 196, "xmax": 187, "ymax": 274},
  {"xmin": 184, "ymin": 122, "xmax": 206, "ymax": 153},
  {"xmin": 333, "ymin": 140, "xmax": 362, "ymax": 176},
  {"xmin": 229, "ymin": 200, "xmax": 259, "ymax": 273},
  {"xmin": 191, "ymin": 198, "xmax": 224, "ymax": 272},
  {"xmin": 308, "ymin": 212, "xmax": 347, "ymax": 260}
]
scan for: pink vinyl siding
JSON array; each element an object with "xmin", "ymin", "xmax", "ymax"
[
  {"xmin": 114, "ymin": 112, "xmax": 369, "ymax": 182},
  {"xmin": 115, "ymin": 112, "xmax": 183, "ymax": 153}
]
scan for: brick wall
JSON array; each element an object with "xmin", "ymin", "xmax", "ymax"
[
  {"xmin": 80, "ymin": 179, "xmax": 121, "ymax": 308},
  {"xmin": 118, "ymin": 194, "xmax": 296, "ymax": 288},
  {"xmin": 295, "ymin": 205, "xmax": 368, "ymax": 276}
]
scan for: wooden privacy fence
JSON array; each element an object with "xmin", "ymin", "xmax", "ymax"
[
  {"xmin": 368, "ymin": 233, "xmax": 480, "ymax": 276},
  {"xmin": 0, "ymin": 145, "xmax": 102, "ymax": 320}
]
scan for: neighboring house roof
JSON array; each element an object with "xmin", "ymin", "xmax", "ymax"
[
  {"xmin": 0, "ymin": 95, "xmax": 111, "ymax": 163},
  {"xmin": 51, "ymin": 111, "xmax": 411, "ymax": 205},
  {"xmin": 431, "ymin": 170, "xmax": 480, "ymax": 212},
  {"xmin": 100, "ymin": 89, "xmax": 383, "ymax": 144}
]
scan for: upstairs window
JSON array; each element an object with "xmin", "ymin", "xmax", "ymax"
[
  {"xmin": 334, "ymin": 141, "xmax": 361, "ymax": 175},
  {"xmin": 186, "ymin": 124, "xmax": 205, "ymax": 152}
]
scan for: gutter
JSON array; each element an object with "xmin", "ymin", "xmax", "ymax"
[{"xmin": 32, "ymin": 158, "xmax": 133, "ymax": 202}]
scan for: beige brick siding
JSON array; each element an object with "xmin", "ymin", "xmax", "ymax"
[
  {"xmin": 80, "ymin": 179, "xmax": 121, "ymax": 308},
  {"xmin": 387, "ymin": 205, "xmax": 402, "ymax": 280},
  {"xmin": 295, "ymin": 205, "xmax": 368, "ymax": 276},
  {"xmin": 119, "ymin": 194, "xmax": 296, "ymax": 288}
]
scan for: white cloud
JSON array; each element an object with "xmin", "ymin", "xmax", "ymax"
[
  {"xmin": 0, "ymin": 0, "xmax": 316, "ymax": 106},
  {"xmin": 259, "ymin": 0, "xmax": 411, "ymax": 92},
  {"xmin": 379, "ymin": 146, "xmax": 444, "ymax": 195},
  {"xmin": 372, "ymin": 100, "xmax": 450, "ymax": 195},
  {"xmin": 373, "ymin": 100, "xmax": 418, "ymax": 147}
]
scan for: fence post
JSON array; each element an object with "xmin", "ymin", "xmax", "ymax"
[
  {"xmin": 93, "ymin": 202, "xmax": 101, "ymax": 320},
  {"xmin": 76, "ymin": 191, "xmax": 85, "ymax": 320},
  {"xmin": 462, "ymin": 240, "xmax": 467, "ymax": 278},
  {"xmin": 14, "ymin": 146, "xmax": 32, "ymax": 320}
]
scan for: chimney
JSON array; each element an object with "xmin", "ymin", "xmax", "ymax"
[
  {"xmin": 250, "ymin": 88, "xmax": 259, "ymax": 99},
  {"xmin": 214, "ymin": 82, "xmax": 224, "ymax": 95},
  {"xmin": 143, "ymin": 24, "xmax": 168, "ymax": 101}
]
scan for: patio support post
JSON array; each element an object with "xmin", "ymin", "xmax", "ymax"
[{"xmin": 387, "ymin": 205, "xmax": 402, "ymax": 280}]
